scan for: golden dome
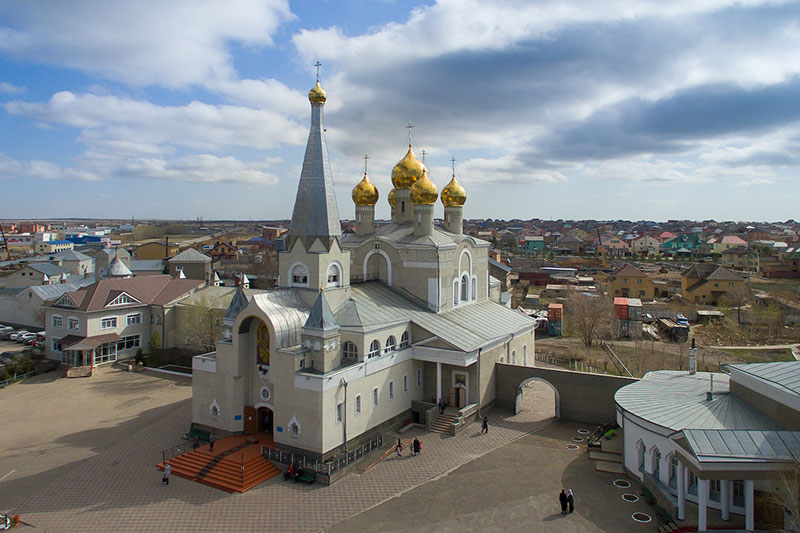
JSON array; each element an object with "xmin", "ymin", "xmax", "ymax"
[
  {"xmin": 388, "ymin": 188, "xmax": 396, "ymax": 208},
  {"xmin": 391, "ymin": 144, "xmax": 426, "ymax": 189},
  {"xmin": 410, "ymin": 167, "xmax": 439, "ymax": 205},
  {"xmin": 441, "ymin": 175, "xmax": 466, "ymax": 207},
  {"xmin": 308, "ymin": 81, "xmax": 327, "ymax": 104},
  {"xmin": 352, "ymin": 172, "xmax": 379, "ymax": 206}
]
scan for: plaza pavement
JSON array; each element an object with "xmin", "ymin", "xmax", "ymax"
[{"xmin": 3, "ymin": 367, "xmax": 659, "ymax": 532}]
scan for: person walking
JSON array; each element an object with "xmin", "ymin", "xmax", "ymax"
[
  {"xmin": 559, "ymin": 489, "xmax": 568, "ymax": 515},
  {"xmin": 567, "ymin": 489, "xmax": 574, "ymax": 513},
  {"xmin": 395, "ymin": 440, "xmax": 403, "ymax": 458},
  {"xmin": 162, "ymin": 462, "xmax": 172, "ymax": 485},
  {"xmin": 413, "ymin": 437, "xmax": 421, "ymax": 456},
  {"xmin": 438, "ymin": 397, "xmax": 445, "ymax": 414},
  {"xmin": 208, "ymin": 434, "xmax": 215, "ymax": 453},
  {"xmin": 481, "ymin": 416, "xmax": 488, "ymax": 434}
]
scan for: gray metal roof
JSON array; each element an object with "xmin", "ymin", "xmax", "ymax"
[
  {"xmin": 615, "ymin": 371, "xmax": 776, "ymax": 432},
  {"xmin": 728, "ymin": 361, "xmax": 800, "ymax": 397},
  {"xmin": 28, "ymin": 262, "xmax": 68, "ymax": 277},
  {"xmin": 489, "ymin": 258, "xmax": 511, "ymax": 272},
  {"xmin": 249, "ymin": 289, "xmax": 309, "ymax": 349},
  {"xmin": 343, "ymin": 222, "xmax": 488, "ymax": 250},
  {"xmin": 223, "ymin": 287, "xmax": 260, "ymax": 323},
  {"xmin": 50, "ymin": 250, "xmax": 91, "ymax": 261},
  {"xmin": 129, "ymin": 259, "xmax": 165, "ymax": 272},
  {"xmin": 680, "ymin": 429, "xmax": 800, "ymax": 464},
  {"xmin": 28, "ymin": 278, "xmax": 96, "ymax": 300},
  {"xmin": 288, "ymin": 96, "xmax": 341, "ymax": 251},
  {"xmin": 337, "ymin": 282, "xmax": 535, "ymax": 352},
  {"xmin": 102, "ymin": 256, "xmax": 132, "ymax": 277},
  {"xmin": 304, "ymin": 291, "xmax": 338, "ymax": 331},
  {"xmin": 168, "ymin": 248, "xmax": 212, "ymax": 263}
]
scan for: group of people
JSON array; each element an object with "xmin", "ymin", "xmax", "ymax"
[
  {"xmin": 558, "ymin": 489, "xmax": 575, "ymax": 515},
  {"xmin": 395, "ymin": 437, "xmax": 422, "ymax": 458},
  {"xmin": 283, "ymin": 463, "xmax": 306, "ymax": 482}
]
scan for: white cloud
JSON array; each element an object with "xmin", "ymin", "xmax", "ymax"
[
  {"xmin": 0, "ymin": 0, "xmax": 293, "ymax": 89},
  {"xmin": 0, "ymin": 82, "xmax": 24, "ymax": 94}
]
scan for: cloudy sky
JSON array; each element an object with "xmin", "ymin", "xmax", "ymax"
[{"xmin": 1, "ymin": 0, "xmax": 799, "ymax": 222}]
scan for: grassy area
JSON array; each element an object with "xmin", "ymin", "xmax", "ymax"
[
  {"xmin": 749, "ymin": 279, "xmax": 800, "ymax": 303},
  {"xmin": 719, "ymin": 348, "xmax": 795, "ymax": 364}
]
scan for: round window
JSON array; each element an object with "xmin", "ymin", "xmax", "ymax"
[{"xmin": 260, "ymin": 386, "xmax": 271, "ymax": 401}]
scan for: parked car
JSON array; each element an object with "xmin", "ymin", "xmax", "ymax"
[
  {"xmin": 0, "ymin": 326, "xmax": 14, "ymax": 340},
  {"xmin": 675, "ymin": 313, "xmax": 689, "ymax": 326},
  {"xmin": 16, "ymin": 332, "xmax": 36, "ymax": 344},
  {"xmin": 9, "ymin": 330, "xmax": 30, "ymax": 342}
]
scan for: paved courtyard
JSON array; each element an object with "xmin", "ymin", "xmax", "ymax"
[{"xmin": 1, "ymin": 367, "xmax": 662, "ymax": 532}]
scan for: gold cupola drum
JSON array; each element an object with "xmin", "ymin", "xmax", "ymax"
[
  {"xmin": 391, "ymin": 144, "xmax": 426, "ymax": 223},
  {"xmin": 441, "ymin": 172, "xmax": 466, "ymax": 235},
  {"xmin": 410, "ymin": 167, "xmax": 439, "ymax": 237},
  {"xmin": 353, "ymin": 169, "xmax": 379, "ymax": 235}
]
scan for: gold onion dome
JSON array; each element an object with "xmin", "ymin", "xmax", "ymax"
[
  {"xmin": 388, "ymin": 188, "xmax": 396, "ymax": 208},
  {"xmin": 441, "ymin": 175, "xmax": 467, "ymax": 207},
  {"xmin": 410, "ymin": 167, "xmax": 439, "ymax": 205},
  {"xmin": 308, "ymin": 81, "xmax": 327, "ymax": 104},
  {"xmin": 352, "ymin": 172, "xmax": 379, "ymax": 206},
  {"xmin": 391, "ymin": 144, "xmax": 426, "ymax": 189}
]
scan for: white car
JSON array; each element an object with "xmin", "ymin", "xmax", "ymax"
[{"xmin": 10, "ymin": 331, "xmax": 30, "ymax": 342}]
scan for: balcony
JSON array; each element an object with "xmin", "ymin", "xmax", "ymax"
[{"xmin": 192, "ymin": 352, "xmax": 216, "ymax": 373}]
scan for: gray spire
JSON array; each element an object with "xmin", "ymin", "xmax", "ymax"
[
  {"xmin": 303, "ymin": 290, "xmax": 338, "ymax": 333},
  {"xmin": 288, "ymin": 82, "xmax": 342, "ymax": 251}
]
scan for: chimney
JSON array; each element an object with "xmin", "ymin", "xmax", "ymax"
[{"xmin": 688, "ymin": 337, "xmax": 697, "ymax": 375}]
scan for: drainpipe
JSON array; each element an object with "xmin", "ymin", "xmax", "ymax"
[
  {"xmin": 341, "ymin": 377, "xmax": 348, "ymax": 453},
  {"xmin": 477, "ymin": 348, "xmax": 482, "ymax": 418}
]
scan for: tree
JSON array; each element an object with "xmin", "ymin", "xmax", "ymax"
[
  {"xmin": 768, "ymin": 461, "xmax": 800, "ymax": 533},
  {"xmin": 566, "ymin": 290, "xmax": 614, "ymax": 348},
  {"xmin": 178, "ymin": 295, "xmax": 223, "ymax": 352}
]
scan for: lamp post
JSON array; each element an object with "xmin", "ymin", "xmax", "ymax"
[{"xmin": 341, "ymin": 377, "xmax": 348, "ymax": 453}]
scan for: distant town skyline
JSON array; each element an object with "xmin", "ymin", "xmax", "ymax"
[{"xmin": 1, "ymin": 1, "xmax": 799, "ymax": 221}]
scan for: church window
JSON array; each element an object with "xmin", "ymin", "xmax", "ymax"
[
  {"xmin": 388, "ymin": 380, "xmax": 394, "ymax": 399},
  {"xmin": 638, "ymin": 441, "xmax": 646, "ymax": 472},
  {"xmin": 290, "ymin": 422, "xmax": 299, "ymax": 437},
  {"xmin": 522, "ymin": 345, "xmax": 527, "ymax": 366},
  {"xmin": 403, "ymin": 374, "xmax": 408, "ymax": 393},
  {"xmin": 209, "ymin": 401, "xmax": 220, "ymax": 419},
  {"xmin": 291, "ymin": 264, "xmax": 309, "ymax": 287},
  {"xmin": 471, "ymin": 276, "xmax": 477, "ymax": 301},
  {"xmin": 400, "ymin": 331, "xmax": 410, "ymax": 348},
  {"xmin": 372, "ymin": 387, "xmax": 379, "ymax": 407},
  {"xmin": 335, "ymin": 403, "xmax": 343, "ymax": 424},
  {"xmin": 385, "ymin": 335, "xmax": 396, "ymax": 353},
  {"xmin": 453, "ymin": 279, "xmax": 460, "ymax": 305},
  {"xmin": 416, "ymin": 368, "xmax": 422, "ymax": 387},
  {"xmin": 368, "ymin": 340, "xmax": 381, "ymax": 358},
  {"xmin": 511, "ymin": 350, "xmax": 516, "ymax": 364},
  {"xmin": 326, "ymin": 263, "xmax": 341, "ymax": 288},
  {"xmin": 343, "ymin": 341, "xmax": 358, "ymax": 359},
  {"xmin": 355, "ymin": 394, "xmax": 362, "ymax": 416},
  {"xmin": 461, "ymin": 274, "xmax": 469, "ymax": 302}
]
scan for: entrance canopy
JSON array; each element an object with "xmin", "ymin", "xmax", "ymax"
[{"xmin": 60, "ymin": 333, "xmax": 123, "ymax": 350}]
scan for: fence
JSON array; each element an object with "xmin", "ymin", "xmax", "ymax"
[
  {"xmin": 261, "ymin": 434, "xmax": 383, "ymax": 477},
  {"xmin": 536, "ymin": 354, "xmax": 601, "ymax": 374},
  {"xmin": 162, "ymin": 443, "xmax": 190, "ymax": 464},
  {"xmin": 0, "ymin": 370, "xmax": 34, "ymax": 389}
]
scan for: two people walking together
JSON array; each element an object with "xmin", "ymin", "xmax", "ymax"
[{"xmin": 558, "ymin": 489, "xmax": 574, "ymax": 515}]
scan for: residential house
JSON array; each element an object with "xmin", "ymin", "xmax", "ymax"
[
  {"xmin": 37, "ymin": 240, "xmax": 74, "ymax": 254},
  {"xmin": 524, "ymin": 235, "xmax": 545, "ymax": 252},
  {"xmin": 0, "ymin": 278, "xmax": 95, "ymax": 328},
  {"xmin": 712, "ymin": 235, "xmax": 748, "ymax": 254},
  {"xmin": 604, "ymin": 263, "xmax": 657, "ymax": 298},
  {"xmin": 680, "ymin": 264, "xmax": 745, "ymax": 304},
  {"xmin": 488, "ymin": 258, "xmax": 512, "ymax": 291},
  {"xmin": 206, "ymin": 242, "xmax": 238, "ymax": 261},
  {"xmin": 262, "ymin": 226, "xmax": 288, "ymax": 242},
  {"xmin": 660, "ymin": 234, "xmax": 709, "ymax": 256},
  {"xmin": 135, "ymin": 241, "xmax": 179, "ymax": 260},
  {"xmin": 630, "ymin": 235, "xmax": 660, "ymax": 256},
  {"xmin": 44, "ymin": 274, "xmax": 204, "ymax": 369},
  {"xmin": 720, "ymin": 246, "xmax": 758, "ymax": 272},
  {"xmin": 167, "ymin": 248, "xmax": 213, "ymax": 282},
  {"xmin": 49, "ymin": 249, "xmax": 94, "ymax": 276},
  {"xmin": 597, "ymin": 235, "xmax": 629, "ymax": 257},
  {"xmin": 0, "ymin": 262, "xmax": 81, "ymax": 289},
  {"xmin": 658, "ymin": 231, "xmax": 677, "ymax": 242},
  {"xmin": 555, "ymin": 235, "xmax": 584, "ymax": 255}
]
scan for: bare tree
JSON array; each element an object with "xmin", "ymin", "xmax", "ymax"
[
  {"xmin": 768, "ymin": 461, "xmax": 800, "ymax": 533},
  {"xmin": 566, "ymin": 290, "xmax": 613, "ymax": 348},
  {"xmin": 178, "ymin": 295, "xmax": 223, "ymax": 352}
]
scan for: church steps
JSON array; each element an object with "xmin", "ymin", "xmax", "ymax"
[
  {"xmin": 429, "ymin": 413, "xmax": 458, "ymax": 434},
  {"xmin": 158, "ymin": 450, "xmax": 281, "ymax": 493}
]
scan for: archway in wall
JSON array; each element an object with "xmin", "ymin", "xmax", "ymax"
[
  {"xmin": 238, "ymin": 316, "xmax": 270, "ymax": 376},
  {"xmin": 365, "ymin": 250, "xmax": 390, "ymax": 284},
  {"xmin": 515, "ymin": 377, "xmax": 559, "ymax": 420}
]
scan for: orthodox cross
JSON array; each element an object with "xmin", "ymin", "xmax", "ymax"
[
  {"xmin": 421, "ymin": 150, "xmax": 427, "ymax": 163},
  {"xmin": 406, "ymin": 121, "xmax": 414, "ymax": 144},
  {"xmin": 450, "ymin": 157, "xmax": 457, "ymax": 176},
  {"xmin": 363, "ymin": 154, "xmax": 369, "ymax": 174},
  {"xmin": 314, "ymin": 61, "xmax": 322, "ymax": 81}
]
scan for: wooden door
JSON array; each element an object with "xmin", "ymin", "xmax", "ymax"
[{"xmin": 243, "ymin": 405, "xmax": 258, "ymax": 434}]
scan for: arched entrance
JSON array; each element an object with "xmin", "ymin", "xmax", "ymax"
[
  {"xmin": 515, "ymin": 377, "xmax": 559, "ymax": 418},
  {"xmin": 257, "ymin": 406, "xmax": 273, "ymax": 434}
]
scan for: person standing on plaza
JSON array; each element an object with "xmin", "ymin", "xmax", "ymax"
[
  {"xmin": 438, "ymin": 397, "xmax": 445, "ymax": 414},
  {"xmin": 481, "ymin": 416, "xmax": 488, "ymax": 434},
  {"xmin": 396, "ymin": 439, "xmax": 403, "ymax": 458},
  {"xmin": 162, "ymin": 462, "xmax": 172, "ymax": 485},
  {"xmin": 413, "ymin": 437, "xmax": 421, "ymax": 456},
  {"xmin": 208, "ymin": 434, "xmax": 214, "ymax": 453},
  {"xmin": 567, "ymin": 489, "xmax": 574, "ymax": 513},
  {"xmin": 559, "ymin": 489, "xmax": 568, "ymax": 515}
]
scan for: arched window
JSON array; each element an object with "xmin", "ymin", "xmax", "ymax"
[
  {"xmin": 511, "ymin": 350, "xmax": 516, "ymax": 364},
  {"xmin": 461, "ymin": 274, "xmax": 469, "ymax": 302},
  {"xmin": 453, "ymin": 279, "xmax": 459, "ymax": 305},
  {"xmin": 652, "ymin": 447, "xmax": 661, "ymax": 479},
  {"xmin": 638, "ymin": 441, "xmax": 646, "ymax": 472},
  {"xmin": 368, "ymin": 340, "xmax": 381, "ymax": 358},
  {"xmin": 400, "ymin": 331, "xmax": 410, "ymax": 348},
  {"xmin": 385, "ymin": 335, "xmax": 396, "ymax": 353},
  {"xmin": 326, "ymin": 263, "xmax": 341, "ymax": 288},
  {"xmin": 343, "ymin": 341, "xmax": 358, "ymax": 359},
  {"xmin": 471, "ymin": 276, "xmax": 477, "ymax": 301},
  {"xmin": 291, "ymin": 264, "xmax": 309, "ymax": 287},
  {"xmin": 523, "ymin": 345, "xmax": 528, "ymax": 366}
]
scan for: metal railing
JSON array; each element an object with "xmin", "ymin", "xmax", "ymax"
[
  {"xmin": 0, "ymin": 370, "xmax": 34, "ymax": 389},
  {"xmin": 161, "ymin": 443, "xmax": 189, "ymax": 464},
  {"xmin": 262, "ymin": 434, "xmax": 383, "ymax": 477}
]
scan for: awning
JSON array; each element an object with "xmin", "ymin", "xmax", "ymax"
[{"xmin": 59, "ymin": 333, "xmax": 123, "ymax": 350}]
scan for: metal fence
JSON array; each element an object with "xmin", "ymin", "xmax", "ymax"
[
  {"xmin": 262, "ymin": 434, "xmax": 383, "ymax": 476},
  {"xmin": 0, "ymin": 370, "xmax": 34, "ymax": 389},
  {"xmin": 162, "ymin": 443, "xmax": 190, "ymax": 463}
]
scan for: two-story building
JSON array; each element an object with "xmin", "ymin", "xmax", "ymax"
[
  {"xmin": 721, "ymin": 246, "xmax": 759, "ymax": 272},
  {"xmin": 44, "ymin": 274, "xmax": 204, "ymax": 370},
  {"xmin": 604, "ymin": 263, "xmax": 657, "ymax": 298},
  {"xmin": 168, "ymin": 248, "xmax": 213, "ymax": 282},
  {"xmin": 681, "ymin": 264, "xmax": 745, "ymax": 304}
]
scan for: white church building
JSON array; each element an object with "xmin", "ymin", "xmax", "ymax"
[{"xmin": 191, "ymin": 78, "xmax": 536, "ymax": 460}]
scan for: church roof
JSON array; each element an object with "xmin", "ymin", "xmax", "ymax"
[
  {"xmin": 288, "ymin": 81, "xmax": 341, "ymax": 251},
  {"xmin": 102, "ymin": 256, "xmax": 132, "ymax": 278},
  {"xmin": 336, "ymin": 282, "xmax": 535, "ymax": 352},
  {"xmin": 304, "ymin": 291, "xmax": 338, "ymax": 332},
  {"xmin": 249, "ymin": 290, "xmax": 310, "ymax": 350},
  {"xmin": 343, "ymin": 221, "xmax": 488, "ymax": 249}
]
